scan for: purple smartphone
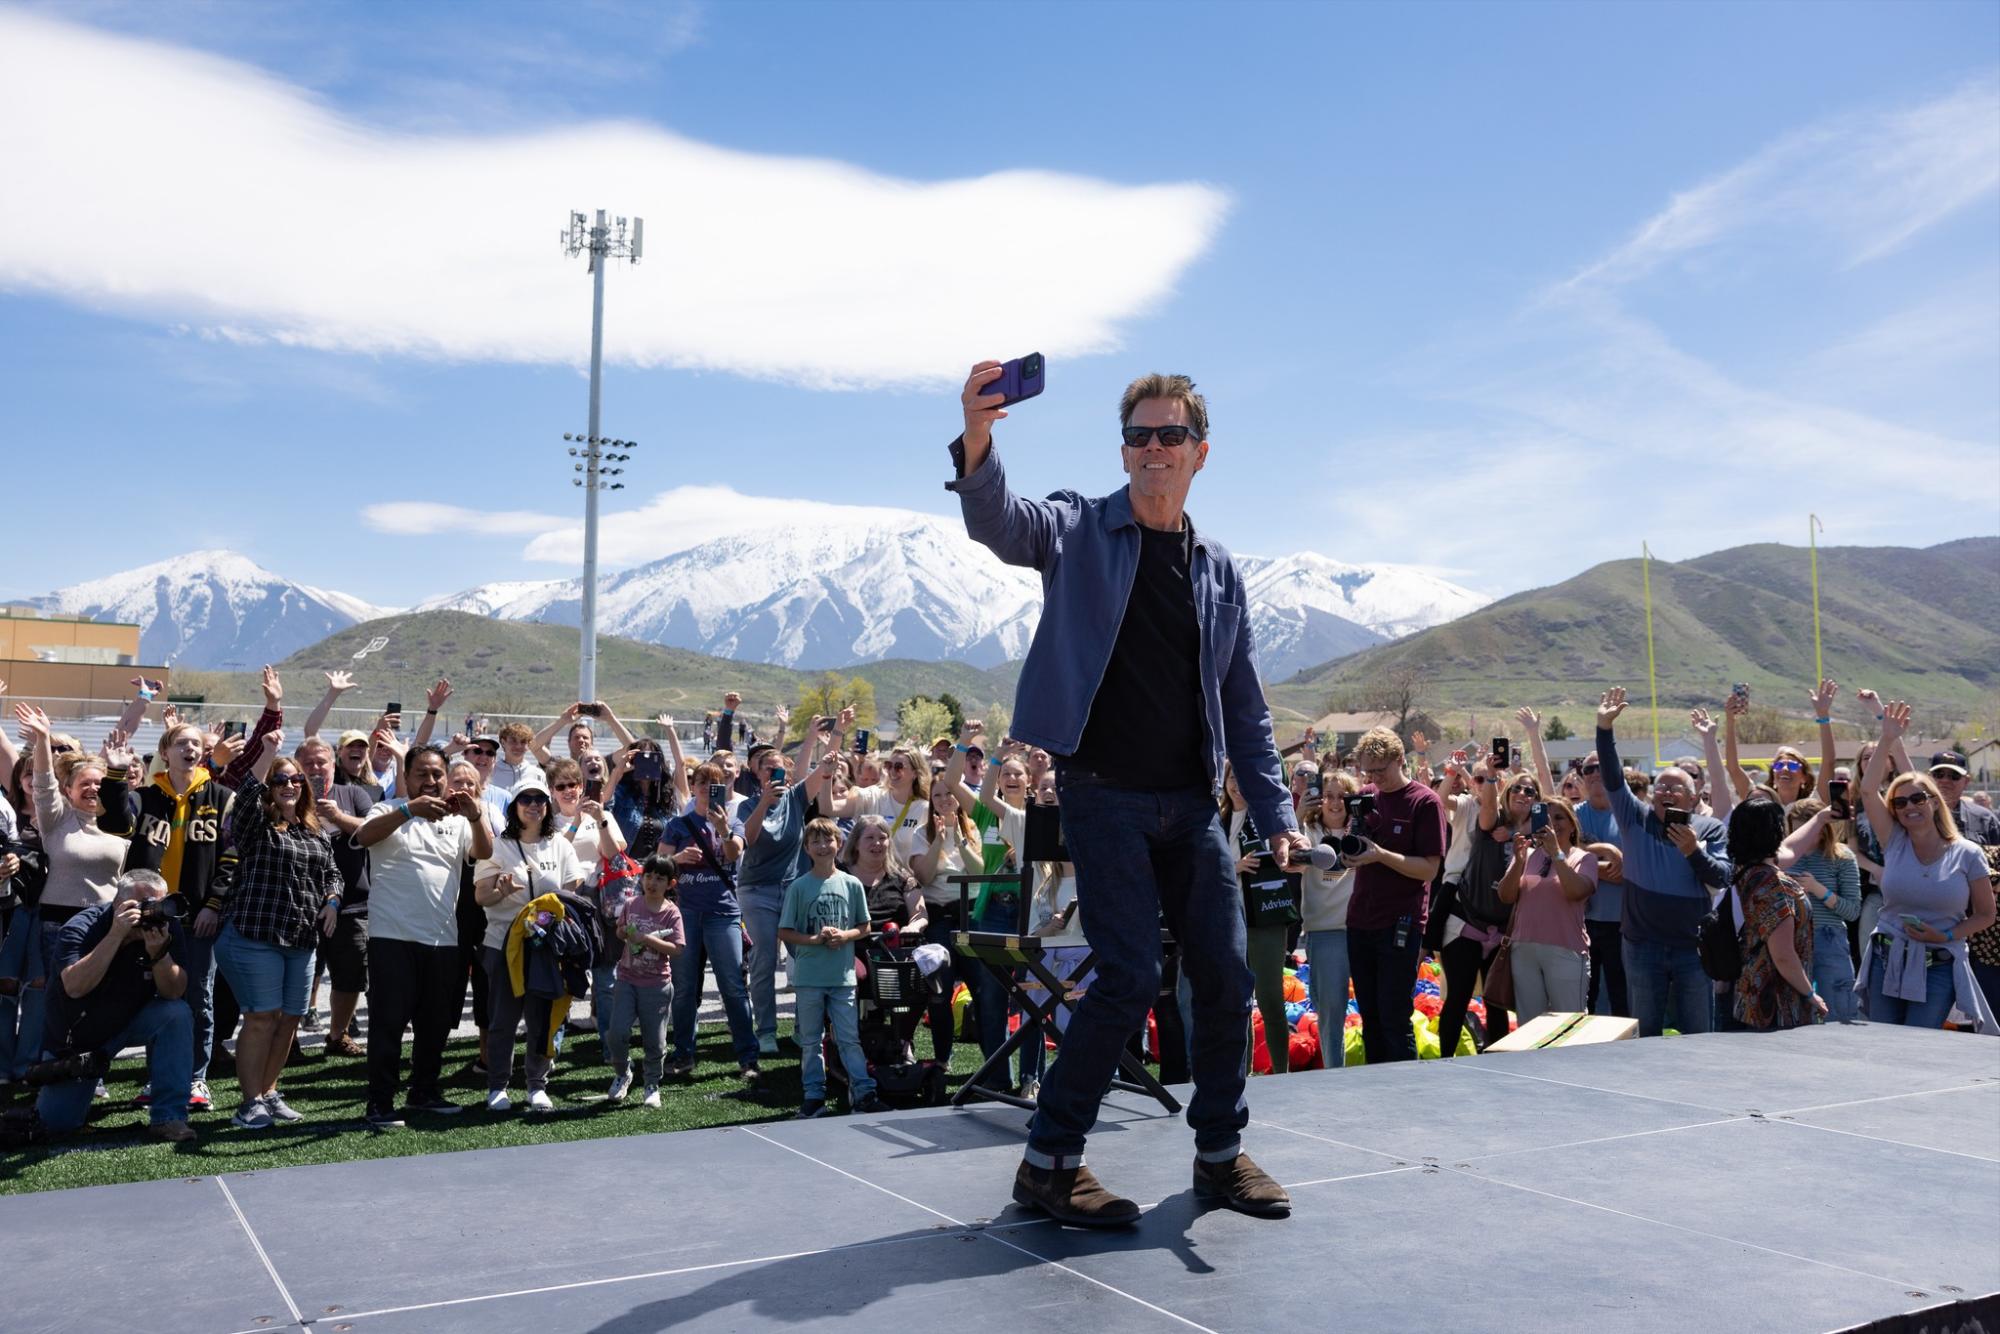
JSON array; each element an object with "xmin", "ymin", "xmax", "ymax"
[{"xmin": 985, "ymin": 352, "xmax": 1046, "ymax": 406}]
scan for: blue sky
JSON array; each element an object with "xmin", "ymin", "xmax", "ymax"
[{"xmin": 3, "ymin": 0, "xmax": 1995, "ymax": 609}]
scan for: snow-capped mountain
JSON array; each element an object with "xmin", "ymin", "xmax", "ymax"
[
  {"xmin": 1237, "ymin": 552, "xmax": 1492, "ymax": 676},
  {"xmin": 422, "ymin": 518, "xmax": 1488, "ymax": 675},
  {"xmin": 29, "ymin": 550, "xmax": 392, "ymax": 671},
  {"xmin": 29, "ymin": 533, "xmax": 1486, "ymax": 678}
]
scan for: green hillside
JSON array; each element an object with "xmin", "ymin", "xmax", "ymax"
[
  {"xmin": 1270, "ymin": 538, "xmax": 1999, "ymax": 725},
  {"xmin": 169, "ymin": 611, "xmax": 1022, "ymax": 724}
]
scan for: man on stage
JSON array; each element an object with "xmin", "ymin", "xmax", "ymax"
[{"xmin": 946, "ymin": 362, "xmax": 1306, "ymax": 1227}]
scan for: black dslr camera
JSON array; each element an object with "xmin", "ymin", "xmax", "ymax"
[
  {"xmin": 23, "ymin": 1048, "xmax": 112, "ymax": 1088},
  {"xmin": 136, "ymin": 898, "xmax": 181, "ymax": 933},
  {"xmin": 1339, "ymin": 792, "xmax": 1377, "ymax": 858}
]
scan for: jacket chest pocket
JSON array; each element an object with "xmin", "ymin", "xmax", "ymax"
[{"xmin": 1207, "ymin": 600, "xmax": 1244, "ymax": 678}]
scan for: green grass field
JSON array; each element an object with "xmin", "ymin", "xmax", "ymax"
[{"xmin": 0, "ymin": 1020, "xmax": 995, "ymax": 1196}]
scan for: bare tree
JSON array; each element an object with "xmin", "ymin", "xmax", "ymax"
[{"xmin": 1329, "ymin": 661, "xmax": 1431, "ymax": 743}]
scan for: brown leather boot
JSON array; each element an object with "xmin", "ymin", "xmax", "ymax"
[
  {"xmin": 1012, "ymin": 1160, "xmax": 1141, "ymax": 1228},
  {"xmin": 1192, "ymin": 1153, "xmax": 1291, "ymax": 1217}
]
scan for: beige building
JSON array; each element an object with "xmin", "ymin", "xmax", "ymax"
[{"xmin": 0, "ymin": 607, "xmax": 168, "ymax": 716}]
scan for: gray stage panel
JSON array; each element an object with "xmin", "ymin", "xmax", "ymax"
[
  {"xmin": 0, "ymin": 1174, "xmax": 291, "ymax": 1334},
  {"xmin": 221, "ymin": 1124, "xmax": 936, "ymax": 1316},
  {"xmin": 1244, "ymin": 1053, "xmax": 1737, "ymax": 1164},
  {"xmin": 1475, "ymin": 1025, "xmax": 1999, "ymax": 1116},
  {"xmin": 315, "ymin": 1229, "xmax": 1187, "ymax": 1333},
  {"xmin": 1780, "ymin": 1082, "xmax": 2000, "ymax": 1159},
  {"xmin": 997, "ymin": 1152, "xmax": 1933, "ymax": 1334},
  {"xmin": 760, "ymin": 1097, "xmax": 1393, "ymax": 1224},
  {"xmin": 1466, "ymin": 1111, "xmax": 2000, "ymax": 1299}
]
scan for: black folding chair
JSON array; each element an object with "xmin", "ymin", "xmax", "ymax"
[{"xmin": 947, "ymin": 802, "xmax": 1181, "ymax": 1114}]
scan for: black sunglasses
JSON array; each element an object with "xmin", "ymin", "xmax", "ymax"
[
  {"xmin": 467, "ymin": 746, "xmax": 497, "ymax": 758},
  {"xmin": 268, "ymin": 774, "xmax": 303, "ymax": 788},
  {"xmin": 1121, "ymin": 425, "xmax": 1198, "ymax": 449},
  {"xmin": 1889, "ymin": 792, "xmax": 1930, "ymax": 810},
  {"xmin": 514, "ymin": 793, "xmax": 550, "ymax": 806},
  {"xmin": 1579, "ymin": 763, "xmax": 1601, "ymax": 775}
]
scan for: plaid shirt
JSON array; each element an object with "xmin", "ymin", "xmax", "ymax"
[{"xmin": 224, "ymin": 774, "xmax": 342, "ymax": 950}]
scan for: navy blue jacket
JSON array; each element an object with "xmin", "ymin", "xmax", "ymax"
[
  {"xmin": 1596, "ymin": 726, "xmax": 1732, "ymax": 945},
  {"xmin": 947, "ymin": 444, "xmax": 1296, "ymax": 843}
]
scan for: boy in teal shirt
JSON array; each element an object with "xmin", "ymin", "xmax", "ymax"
[{"xmin": 779, "ymin": 818, "xmax": 883, "ymax": 1118}]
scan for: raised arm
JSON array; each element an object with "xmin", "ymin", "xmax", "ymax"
[
  {"xmin": 1515, "ymin": 706, "xmax": 1555, "ymax": 796},
  {"xmin": 1722, "ymin": 693, "xmax": 1754, "ymax": 801},
  {"xmin": 115, "ymin": 678, "xmax": 159, "ymax": 739},
  {"xmin": 942, "ymin": 720, "xmax": 986, "ymax": 812},
  {"xmin": 413, "ymin": 678, "xmax": 452, "ymax": 747},
  {"xmin": 1691, "ymin": 708, "xmax": 1735, "ymax": 822},
  {"xmin": 1858, "ymin": 702, "xmax": 1906, "ymax": 841},
  {"xmin": 944, "ymin": 364, "xmax": 1071, "ymax": 570},
  {"xmin": 17, "ymin": 705, "xmax": 67, "ymax": 826},
  {"xmin": 657, "ymin": 715, "xmax": 691, "ymax": 808},
  {"xmin": 593, "ymin": 701, "xmax": 637, "ymax": 750},
  {"xmin": 1806, "ymin": 678, "xmax": 1839, "ymax": 802},
  {"xmin": 1776, "ymin": 804, "xmax": 1831, "ymax": 870},
  {"xmin": 220, "ymin": 667, "xmax": 284, "ymax": 789},
  {"xmin": 532, "ymin": 704, "xmax": 579, "ymax": 764},
  {"xmin": 1594, "ymin": 689, "xmax": 1649, "ymax": 834},
  {"xmin": 0, "ymin": 678, "xmax": 17, "ymax": 788},
  {"xmin": 302, "ymin": 670, "xmax": 355, "ymax": 740}
]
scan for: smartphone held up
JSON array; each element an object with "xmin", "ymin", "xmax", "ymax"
[{"xmin": 983, "ymin": 352, "xmax": 1046, "ymax": 408}]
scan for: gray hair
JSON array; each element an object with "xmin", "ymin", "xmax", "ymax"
[{"xmin": 115, "ymin": 869, "xmax": 169, "ymax": 899}]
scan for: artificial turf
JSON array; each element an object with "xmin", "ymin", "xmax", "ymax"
[{"xmin": 0, "ymin": 1020, "xmax": 998, "ymax": 1196}]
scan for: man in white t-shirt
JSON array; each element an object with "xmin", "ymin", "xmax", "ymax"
[{"xmin": 353, "ymin": 745, "xmax": 493, "ymax": 1128}]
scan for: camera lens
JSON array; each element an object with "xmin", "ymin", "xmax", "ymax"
[
  {"xmin": 1023, "ymin": 354, "xmax": 1043, "ymax": 378},
  {"xmin": 1339, "ymin": 832, "xmax": 1367, "ymax": 858}
]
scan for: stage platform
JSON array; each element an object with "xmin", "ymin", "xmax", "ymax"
[{"xmin": 6, "ymin": 1024, "xmax": 1996, "ymax": 1333}]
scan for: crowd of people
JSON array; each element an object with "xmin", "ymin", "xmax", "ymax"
[{"xmin": 0, "ymin": 663, "xmax": 1992, "ymax": 1146}]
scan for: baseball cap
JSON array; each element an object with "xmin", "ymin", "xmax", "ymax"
[
  {"xmin": 337, "ymin": 729, "xmax": 370, "ymax": 750},
  {"xmin": 1929, "ymin": 750, "xmax": 1969, "ymax": 777},
  {"xmin": 507, "ymin": 780, "xmax": 552, "ymax": 815}
]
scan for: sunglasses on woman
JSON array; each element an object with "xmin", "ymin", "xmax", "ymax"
[
  {"xmin": 1770, "ymin": 760, "xmax": 1803, "ymax": 774},
  {"xmin": 269, "ymin": 774, "xmax": 303, "ymax": 788},
  {"xmin": 1889, "ymin": 791, "xmax": 1930, "ymax": 810},
  {"xmin": 516, "ymin": 793, "xmax": 550, "ymax": 806}
]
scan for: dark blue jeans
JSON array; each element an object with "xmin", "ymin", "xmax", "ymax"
[{"xmin": 1024, "ymin": 775, "xmax": 1251, "ymax": 1170}]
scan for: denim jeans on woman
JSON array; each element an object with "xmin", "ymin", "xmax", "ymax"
[
  {"xmin": 1303, "ymin": 928, "xmax": 1349, "ymax": 1069},
  {"xmin": 1023, "ymin": 774, "xmax": 1251, "ymax": 1171},
  {"xmin": 1864, "ymin": 949, "xmax": 1955, "ymax": 1029},
  {"xmin": 738, "ymin": 882, "xmax": 788, "ymax": 1046},
  {"xmin": 1622, "ymin": 937, "xmax": 1713, "ymax": 1037},
  {"xmin": 668, "ymin": 907, "xmax": 759, "ymax": 1067},
  {"xmin": 0, "ymin": 907, "xmax": 47, "ymax": 1078},
  {"xmin": 1811, "ymin": 922, "xmax": 1858, "ymax": 1022}
]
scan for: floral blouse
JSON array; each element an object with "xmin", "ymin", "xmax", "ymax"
[{"xmin": 1733, "ymin": 865, "xmax": 1816, "ymax": 1031}]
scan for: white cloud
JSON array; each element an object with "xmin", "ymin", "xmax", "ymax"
[
  {"xmin": 519, "ymin": 486, "xmax": 935, "ymax": 565},
  {"xmin": 0, "ymin": 9, "xmax": 1229, "ymax": 389},
  {"xmin": 1563, "ymin": 76, "xmax": 2000, "ymax": 293},
  {"xmin": 363, "ymin": 502, "xmax": 566, "ymax": 537}
]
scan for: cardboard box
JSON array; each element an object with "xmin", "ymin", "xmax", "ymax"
[{"xmin": 1486, "ymin": 1011, "xmax": 1639, "ymax": 1053}]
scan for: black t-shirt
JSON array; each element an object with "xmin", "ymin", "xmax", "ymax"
[
  {"xmin": 328, "ymin": 781, "xmax": 375, "ymax": 909},
  {"xmin": 1063, "ymin": 521, "xmax": 1208, "ymax": 789},
  {"xmin": 46, "ymin": 901, "xmax": 190, "ymax": 1053},
  {"xmin": 861, "ymin": 873, "xmax": 924, "ymax": 930}
]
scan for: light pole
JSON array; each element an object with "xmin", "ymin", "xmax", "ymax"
[{"xmin": 560, "ymin": 209, "xmax": 642, "ymax": 703}]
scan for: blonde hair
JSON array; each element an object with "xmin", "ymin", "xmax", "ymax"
[
  {"xmin": 1304, "ymin": 770, "xmax": 1361, "ymax": 833},
  {"xmin": 1772, "ymin": 744, "xmax": 1814, "ymax": 794},
  {"xmin": 1353, "ymin": 727, "xmax": 1404, "ymax": 767},
  {"xmin": 498, "ymin": 722, "xmax": 534, "ymax": 746},
  {"xmin": 1883, "ymin": 772, "xmax": 1961, "ymax": 843},
  {"xmin": 54, "ymin": 750, "xmax": 104, "ymax": 792},
  {"xmin": 840, "ymin": 814, "xmax": 916, "ymax": 884},
  {"xmin": 1119, "ymin": 372, "xmax": 1209, "ymax": 440},
  {"xmin": 1786, "ymin": 797, "xmax": 1852, "ymax": 860}
]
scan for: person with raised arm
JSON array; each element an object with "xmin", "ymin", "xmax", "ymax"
[
  {"xmin": 1594, "ymin": 688, "xmax": 1732, "ymax": 1037},
  {"xmin": 737, "ymin": 723, "xmax": 826, "ymax": 1057},
  {"xmin": 945, "ymin": 363, "xmax": 1304, "ymax": 1226},
  {"xmin": 1853, "ymin": 702, "xmax": 1995, "ymax": 1031}
]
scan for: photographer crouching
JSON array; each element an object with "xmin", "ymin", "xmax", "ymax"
[{"xmin": 11, "ymin": 870, "xmax": 197, "ymax": 1144}]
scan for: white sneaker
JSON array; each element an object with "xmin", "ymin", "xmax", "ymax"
[
  {"xmin": 641, "ymin": 1086, "xmax": 661, "ymax": 1108},
  {"xmin": 527, "ymin": 1088, "xmax": 554, "ymax": 1113},
  {"xmin": 486, "ymin": 1089, "xmax": 512, "ymax": 1112},
  {"xmin": 607, "ymin": 1072, "xmax": 632, "ymax": 1103}
]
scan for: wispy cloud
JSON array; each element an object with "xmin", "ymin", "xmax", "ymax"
[
  {"xmin": 1333, "ymin": 78, "xmax": 2000, "ymax": 578},
  {"xmin": 364, "ymin": 503, "xmax": 567, "ymax": 537},
  {"xmin": 1562, "ymin": 75, "xmax": 2000, "ymax": 292},
  {"xmin": 0, "ymin": 9, "xmax": 1229, "ymax": 389},
  {"xmin": 362, "ymin": 485, "xmax": 935, "ymax": 569}
]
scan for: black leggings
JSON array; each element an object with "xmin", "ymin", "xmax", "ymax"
[
  {"xmin": 1438, "ymin": 934, "xmax": 1499, "ymax": 1056},
  {"xmin": 1586, "ymin": 919, "xmax": 1629, "ymax": 1017}
]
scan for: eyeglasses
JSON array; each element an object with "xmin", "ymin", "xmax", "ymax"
[
  {"xmin": 1472, "ymin": 776, "xmax": 1490, "ymax": 785},
  {"xmin": 51, "ymin": 743, "xmax": 75, "ymax": 754},
  {"xmin": 1770, "ymin": 760, "xmax": 1803, "ymax": 774},
  {"xmin": 1578, "ymin": 763, "xmax": 1600, "ymax": 776},
  {"xmin": 269, "ymin": 775, "xmax": 303, "ymax": 788},
  {"xmin": 1889, "ymin": 792, "xmax": 1931, "ymax": 810},
  {"xmin": 551, "ymin": 782, "xmax": 582, "ymax": 792},
  {"xmin": 1120, "ymin": 425, "xmax": 1198, "ymax": 449},
  {"xmin": 1513, "ymin": 786, "xmax": 1540, "ymax": 799},
  {"xmin": 467, "ymin": 747, "xmax": 497, "ymax": 758},
  {"xmin": 884, "ymin": 761, "xmax": 911, "ymax": 772},
  {"xmin": 515, "ymin": 793, "xmax": 550, "ymax": 806}
]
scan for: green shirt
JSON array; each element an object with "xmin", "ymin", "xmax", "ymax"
[
  {"xmin": 779, "ymin": 869, "xmax": 870, "ymax": 988},
  {"xmin": 969, "ymin": 799, "xmax": 1026, "ymax": 919}
]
